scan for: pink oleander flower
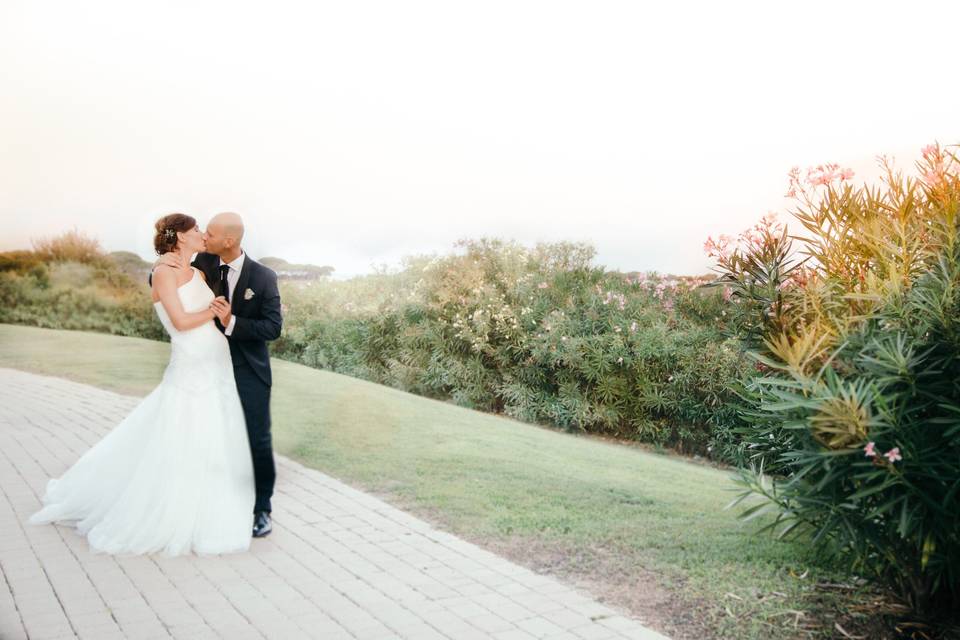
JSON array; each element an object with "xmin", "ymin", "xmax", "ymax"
[
  {"xmin": 703, "ymin": 234, "xmax": 734, "ymax": 259},
  {"xmin": 864, "ymin": 441, "xmax": 877, "ymax": 457},
  {"xmin": 740, "ymin": 227, "xmax": 765, "ymax": 251},
  {"xmin": 884, "ymin": 447, "xmax": 902, "ymax": 463},
  {"xmin": 793, "ymin": 162, "xmax": 855, "ymax": 190}
]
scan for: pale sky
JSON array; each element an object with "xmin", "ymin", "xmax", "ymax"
[{"xmin": 2, "ymin": 0, "xmax": 958, "ymax": 279}]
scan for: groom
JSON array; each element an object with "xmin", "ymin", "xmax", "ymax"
[{"xmin": 153, "ymin": 212, "xmax": 281, "ymax": 538}]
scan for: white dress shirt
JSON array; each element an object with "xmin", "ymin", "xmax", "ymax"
[{"xmin": 219, "ymin": 251, "xmax": 245, "ymax": 336}]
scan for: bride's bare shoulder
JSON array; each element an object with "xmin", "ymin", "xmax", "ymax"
[
  {"xmin": 151, "ymin": 265, "xmax": 177, "ymax": 301},
  {"xmin": 152, "ymin": 265, "xmax": 178, "ymax": 282}
]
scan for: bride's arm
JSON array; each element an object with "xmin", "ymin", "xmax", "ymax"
[{"xmin": 153, "ymin": 268, "xmax": 215, "ymax": 331}]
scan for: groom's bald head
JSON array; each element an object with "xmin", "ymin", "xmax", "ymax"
[
  {"xmin": 209, "ymin": 212, "xmax": 244, "ymax": 243},
  {"xmin": 203, "ymin": 212, "xmax": 245, "ymax": 258}
]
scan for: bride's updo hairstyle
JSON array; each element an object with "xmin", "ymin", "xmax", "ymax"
[{"xmin": 154, "ymin": 213, "xmax": 197, "ymax": 255}]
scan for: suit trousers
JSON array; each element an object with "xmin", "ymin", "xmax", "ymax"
[{"xmin": 233, "ymin": 359, "xmax": 276, "ymax": 514}]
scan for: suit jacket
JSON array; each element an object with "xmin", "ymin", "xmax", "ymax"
[
  {"xmin": 149, "ymin": 253, "xmax": 282, "ymax": 386},
  {"xmin": 192, "ymin": 252, "xmax": 282, "ymax": 386}
]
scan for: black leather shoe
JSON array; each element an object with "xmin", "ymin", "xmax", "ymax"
[{"xmin": 252, "ymin": 511, "xmax": 272, "ymax": 538}]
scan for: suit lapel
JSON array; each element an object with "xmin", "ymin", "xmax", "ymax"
[
  {"xmin": 232, "ymin": 254, "xmax": 253, "ymax": 315},
  {"xmin": 192, "ymin": 252, "xmax": 219, "ymax": 285}
]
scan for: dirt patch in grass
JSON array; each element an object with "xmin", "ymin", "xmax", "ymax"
[{"xmin": 478, "ymin": 534, "xmax": 712, "ymax": 640}]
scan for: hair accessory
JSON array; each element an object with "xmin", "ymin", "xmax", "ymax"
[{"xmin": 164, "ymin": 228, "xmax": 176, "ymax": 239}]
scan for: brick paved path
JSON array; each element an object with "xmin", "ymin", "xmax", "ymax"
[{"xmin": 0, "ymin": 368, "xmax": 668, "ymax": 640}]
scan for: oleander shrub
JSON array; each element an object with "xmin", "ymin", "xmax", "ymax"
[
  {"xmin": 710, "ymin": 147, "xmax": 960, "ymax": 615},
  {"xmin": 275, "ymin": 238, "xmax": 749, "ymax": 455}
]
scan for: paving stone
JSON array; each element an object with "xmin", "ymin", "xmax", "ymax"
[{"xmin": 1, "ymin": 368, "xmax": 669, "ymax": 640}]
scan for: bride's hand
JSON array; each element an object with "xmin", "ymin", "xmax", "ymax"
[{"xmin": 210, "ymin": 297, "xmax": 232, "ymax": 325}]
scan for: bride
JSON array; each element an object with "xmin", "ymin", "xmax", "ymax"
[{"xmin": 29, "ymin": 213, "xmax": 256, "ymax": 556}]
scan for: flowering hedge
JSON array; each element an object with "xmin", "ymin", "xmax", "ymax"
[
  {"xmin": 709, "ymin": 146, "xmax": 960, "ymax": 615},
  {"xmin": 274, "ymin": 238, "xmax": 749, "ymax": 456}
]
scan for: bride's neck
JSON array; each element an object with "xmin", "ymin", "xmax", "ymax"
[{"xmin": 175, "ymin": 247, "xmax": 192, "ymax": 266}]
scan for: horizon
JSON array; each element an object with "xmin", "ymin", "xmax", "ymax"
[{"xmin": 23, "ymin": 229, "xmax": 724, "ymax": 281}]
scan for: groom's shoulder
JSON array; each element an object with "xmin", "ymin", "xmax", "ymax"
[
  {"xmin": 193, "ymin": 252, "xmax": 218, "ymax": 268},
  {"xmin": 246, "ymin": 256, "xmax": 278, "ymax": 281},
  {"xmin": 246, "ymin": 254, "xmax": 277, "ymax": 275}
]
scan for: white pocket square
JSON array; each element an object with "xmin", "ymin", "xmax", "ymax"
[{"xmin": 244, "ymin": 288, "xmax": 255, "ymax": 300}]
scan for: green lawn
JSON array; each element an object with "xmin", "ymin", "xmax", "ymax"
[{"xmin": 0, "ymin": 324, "xmax": 852, "ymax": 639}]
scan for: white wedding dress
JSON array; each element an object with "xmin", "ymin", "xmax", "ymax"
[{"xmin": 29, "ymin": 267, "xmax": 256, "ymax": 556}]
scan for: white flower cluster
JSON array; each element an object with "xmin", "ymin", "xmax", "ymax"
[
  {"xmin": 421, "ymin": 255, "xmax": 444, "ymax": 272},
  {"xmin": 600, "ymin": 290, "xmax": 627, "ymax": 310},
  {"xmin": 449, "ymin": 287, "xmax": 522, "ymax": 353}
]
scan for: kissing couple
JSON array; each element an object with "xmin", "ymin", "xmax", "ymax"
[{"xmin": 30, "ymin": 211, "xmax": 283, "ymax": 555}]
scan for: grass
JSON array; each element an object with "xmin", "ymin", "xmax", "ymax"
[{"xmin": 0, "ymin": 323, "xmax": 860, "ymax": 639}]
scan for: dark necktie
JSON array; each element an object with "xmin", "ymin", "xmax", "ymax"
[{"xmin": 219, "ymin": 264, "xmax": 231, "ymax": 303}]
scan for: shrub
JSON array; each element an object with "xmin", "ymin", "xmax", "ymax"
[
  {"xmin": 32, "ymin": 228, "xmax": 106, "ymax": 265},
  {"xmin": 710, "ymin": 147, "xmax": 960, "ymax": 615},
  {"xmin": 0, "ymin": 235, "xmax": 163, "ymax": 341},
  {"xmin": 275, "ymin": 238, "xmax": 748, "ymax": 455}
]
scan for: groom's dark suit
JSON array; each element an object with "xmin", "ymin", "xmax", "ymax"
[
  {"xmin": 151, "ymin": 252, "xmax": 282, "ymax": 514},
  {"xmin": 194, "ymin": 252, "xmax": 281, "ymax": 515}
]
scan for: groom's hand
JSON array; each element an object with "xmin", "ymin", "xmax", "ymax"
[
  {"xmin": 153, "ymin": 252, "xmax": 183, "ymax": 271},
  {"xmin": 210, "ymin": 297, "xmax": 232, "ymax": 325}
]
